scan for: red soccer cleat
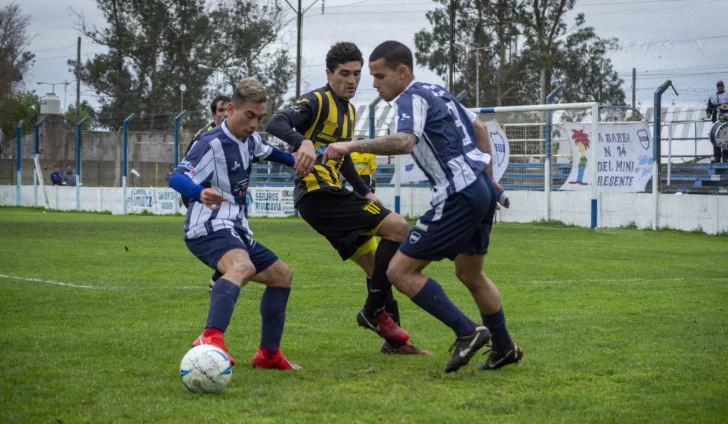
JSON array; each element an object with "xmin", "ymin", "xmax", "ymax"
[
  {"xmin": 192, "ymin": 328, "xmax": 235, "ymax": 365},
  {"xmin": 251, "ymin": 347, "xmax": 301, "ymax": 370},
  {"xmin": 381, "ymin": 341, "xmax": 432, "ymax": 355},
  {"xmin": 356, "ymin": 308, "xmax": 410, "ymax": 343}
]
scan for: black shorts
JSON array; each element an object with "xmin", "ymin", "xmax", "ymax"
[{"xmin": 296, "ymin": 188, "xmax": 391, "ymax": 261}]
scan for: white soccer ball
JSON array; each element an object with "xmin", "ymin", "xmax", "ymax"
[{"xmin": 180, "ymin": 345, "xmax": 232, "ymax": 394}]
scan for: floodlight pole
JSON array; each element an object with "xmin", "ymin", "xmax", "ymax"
[{"xmin": 544, "ymin": 86, "xmax": 563, "ymax": 222}]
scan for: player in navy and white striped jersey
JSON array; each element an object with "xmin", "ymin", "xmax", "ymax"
[
  {"xmin": 169, "ymin": 77, "xmax": 301, "ymax": 370},
  {"xmin": 324, "ymin": 41, "xmax": 522, "ymax": 373}
]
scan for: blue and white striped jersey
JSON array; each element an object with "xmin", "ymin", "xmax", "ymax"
[
  {"xmin": 175, "ymin": 120, "xmax": 272, "ymax": 240},
  {"xmin": 394, "ymin": 81, "xmax": 491, "ymax": 206}
]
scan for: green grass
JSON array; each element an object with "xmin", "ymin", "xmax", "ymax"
[{"xmin": 1, "ymin": 208, "xmax": 726, "ymax": 423}]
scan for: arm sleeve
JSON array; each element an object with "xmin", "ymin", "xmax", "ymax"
[
  {"xmin": 394, "ymin": 92, "xmax": 428, "ymax": 141},
  {"xmin": 265, "ymin": 95, "xmax": 318, "ymax": 151},
  {"xmin": 175, "ymin": 139, "xmax": 214, "ymax": 185},
  {"xmin": 169, "ymin": 173, "xmax": 204, "ymax": 202},
  {"xmin": 266, "ymin": 146, "xmax": 295, "ymax": 167},
  {"xmin": 341, "ymin": 155, "xmax": 371, "ymax": 196}
]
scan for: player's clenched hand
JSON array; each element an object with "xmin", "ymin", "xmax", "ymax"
[
  {"xmin": 200, "ymin": 188, "xmax": 224, "ymax": 211},
  {"xmin": 322, "ymin": 142, "xmax": 351, "ymax": 163},
  {"xmin": 365, "ymin": 192, "xmax": 383, "ymax": 207},
  {"xmin": 295, "ymin": 139, "xmax": 316, "ymax": 177}
]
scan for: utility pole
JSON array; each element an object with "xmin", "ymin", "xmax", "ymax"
[
  {"xmin": 448, "ymin": 0, "xmax": 456, "ymax": 92},
  {"xmin": 76, "ymin": 37, "xmax": 81, "ymax": 120},
  {"xmin": 284, "ymin": 0, "xmax": 321, "ymax": 99},
  {"xmin": 631, "ymin": 67, "xmax": 636, "ymax": 109}
]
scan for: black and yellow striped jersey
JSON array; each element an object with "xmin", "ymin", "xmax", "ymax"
[
  {"xmin": 185, "ymin": 121, "xmax": 215, "ymax": 156},
  {"xmin": 266, "ymin": 85, "xmax": 359, "ymax": 203}
]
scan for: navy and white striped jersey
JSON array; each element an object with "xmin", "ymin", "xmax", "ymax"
[
  {"xmin": 394, "ymin": 81, "xmax": 491, "ymax": 206},
  {"xmin": 175, "ymin": 120, "xmax": 272, "ymax": 240}
]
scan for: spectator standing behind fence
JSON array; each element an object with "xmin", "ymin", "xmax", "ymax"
[
  {"xmin": 349, "ymin": 142, "xmax": 378, "ymax": 193},
  {"xmin": 50, "ymin": 166, "xmax": 63, "ymax": 185},
  {"xmin": 62, "ymin": 165, "xmax": 76, "ymax": 186},
  {"xmin": 706, "ymin": 81, "xmax": 728, "ymax": 163}
]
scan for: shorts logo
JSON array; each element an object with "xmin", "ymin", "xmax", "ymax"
[
  {"xmin": 363, "ymin": 201, "xmax": 381, "ymax": 215},
  {"xmin": 409, "ymin": 231, "xmax": 421, "ymax": 244}
]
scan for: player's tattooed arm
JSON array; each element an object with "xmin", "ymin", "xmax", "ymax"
[
  {"xmin": 352, "ymin": 132, "xmax": 417, "ymax": 155},
  {"xmin": 322, "ymin": 133, "xmax": 417, "ymax": 162}
]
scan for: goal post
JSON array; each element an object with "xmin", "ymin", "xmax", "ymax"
[{"xmin": 470, "ymin": 102, "xmax": 600, "ymax": 229}]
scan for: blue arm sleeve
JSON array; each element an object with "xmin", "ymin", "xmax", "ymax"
[
  {"xmin": 266, "ymin": 147, "xmax": 295, "ymax": 167},
  {"xmin": 169, "ymin": 173, "xmax": 204, "ymax": 202}
]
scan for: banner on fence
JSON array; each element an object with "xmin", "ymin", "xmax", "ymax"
[
  {"xmin": 560, "ymin": 122, "xmax": 653, "ymax": 192},
  {"xmin": 245, "ymin": 187, "xmax": 296, "ymax": 217},
  {"xmin": 394, "ymin": 120, "xmax": 510, "ymax": 183},
  {"xmin": 125, "ymin": 187, "xmax": 296, "ymax": 217}
]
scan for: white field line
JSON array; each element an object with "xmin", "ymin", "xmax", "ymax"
[{"xmin": 0, "ymin": 274, "xmax": 725, "ymax": 291}]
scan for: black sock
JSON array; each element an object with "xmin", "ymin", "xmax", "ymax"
[
  {"xmin": 386, "ymin": 295, "xmax": 400, "ymax": 325},
  {"xmin": 364, "ymin": 239, "xmax": 400, "ymax": 317}
]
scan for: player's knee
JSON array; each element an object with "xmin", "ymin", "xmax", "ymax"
[
  {"xmin": 386, "ymin": 263, "xmax": 405, "ymax": 286},
  {"xmin": 455, "ymin": 268, "xmax": 484, "ymax": 288},
  {"xmin": 382, "ymin": 214, "xmax": 409, "ymax": 243},
  {"xmin": 280, "ymin": 265, "xmax": 293, "ymax": 288},
  {"xmin": 227, "ymin": 263, "xmax": 256, "ymax": 284}
]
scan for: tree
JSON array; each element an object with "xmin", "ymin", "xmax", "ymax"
[
  {"xmin": 519, "ymin": 0, "xmax": 575, "ymax": 104},
  {"xmin": 414, "ymin": 0, "xmax": 625, "ymax": 107},
  {"xmin": 71, "ymin": 0, "xmax": 218, "ymax": 131},
  {"xmin": 64, "ymin": 100, "xmax": 97, "ymax": 130},
  {"xmin": 555, "ymin": 14, "xmax": 624, "ymax": 105},
  {"xmin": 0, "ymin": 3, "xmax": 35, "ymax": 100},
  {"xmin": 0, "ymin": 90, "xmax": 39, "ymax": 136},
  {"xmin": 208, "ymin": 0, "xmax": 294, "ymax": 123}
]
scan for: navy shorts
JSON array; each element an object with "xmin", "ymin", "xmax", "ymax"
[
  {"xmin": 185, "ymin": 228, "xmax": 278, "ymax": 274},
  {"xmin": 400, "ymin": 173, "xmax": 497, "ymax": 261}
]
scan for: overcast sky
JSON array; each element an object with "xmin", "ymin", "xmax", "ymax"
[{"xmin": 20, "ymin": 0, "xmax": 727, "ymax": 112}]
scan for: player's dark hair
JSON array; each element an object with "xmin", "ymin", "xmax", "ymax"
[
  {"xmin": 369, "ymin": 41, "xmax": 413, "ymax": 71},
  {"xmin": 210, "ymin": 95, "xmax": 231, "ymax": 115},
  {"xmin": 326, "ymin": 42, "xmax": 363, "ymax": 72}
]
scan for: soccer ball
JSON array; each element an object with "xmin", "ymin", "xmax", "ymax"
[{"xmin": 180, "ymin": 345, "xmax": 232, "ymax": 394}]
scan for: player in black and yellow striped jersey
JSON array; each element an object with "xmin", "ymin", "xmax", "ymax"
[{"xmin": 266, "ymin": 42, "xmax": 429, "ymax": 355}]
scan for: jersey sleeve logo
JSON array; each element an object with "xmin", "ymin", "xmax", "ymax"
[{"xmin": 180, "ymin": 160, "xmax": 195, "ymax": 174}]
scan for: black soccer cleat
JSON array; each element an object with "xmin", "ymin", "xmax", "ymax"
[
  {"xmin": 444, "ymin": 326, "xmax": 492, "ymax": 373},
  {"xmin": 479, "ymin": 343, "xmax": 523, "ymax": 370}
]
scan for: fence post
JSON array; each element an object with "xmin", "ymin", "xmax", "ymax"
[
  {"xmin": 172, "ymin": 111, "xmax": 186, "ymax": 215},
  {"xmin": 15, "ymin": 120, "xmax": 23, "ymax": 206},
  {"xmin": 33, "ymin": 117, "xmax": 47, "ymax": 207},
  {"xmin": 75, "ymin": 117, "xmax": 88, "ymax": 211},
  {"xmin": 590, "ymin": 102, "xmax": 600, "ymax": 229},
  {"xmin": 122, "ymin": 114, "xmax": 135, "ymax": 215},
  {"xmin": 173, "ymin": 111, "xmax": 186, "ymax": 168},
  {"xmin": 667, "ymin": 123, "xmax": 673, "ymax": 186},
  {"xmin": 652, "ymin": 80, "xmax": 678, "ymax": 230},
  {"xmin": 544, "ymin": 86, "xmax": 563, "ymax": 222},
  {"xmin": 368, "ymin": 97, "xmax": 382, "ymax": 140}
]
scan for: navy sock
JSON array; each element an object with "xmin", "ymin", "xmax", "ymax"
[
  {"xmin": 205, "ymin": 278, "xmax": 240, "ymax": 332},
  {"xmin": 481, "ymin": 308, "xmax": 512, "ymax": 351},
  {"xmin": 260, "ymin": 286, "xmax": 291, "ymax": 350},
  {"xmin": 411, "ymin": 278, "xmax": 476, "ymax": 338}
]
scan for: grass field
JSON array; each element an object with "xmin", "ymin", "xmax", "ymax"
[{"xmin": 1, "ymin": 207, "xmax": 726, "ymax": 423}]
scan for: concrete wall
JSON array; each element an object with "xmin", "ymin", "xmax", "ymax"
[{"xmin": 2, "ymin": 185, "xmax": 726, "ymax": 234}]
